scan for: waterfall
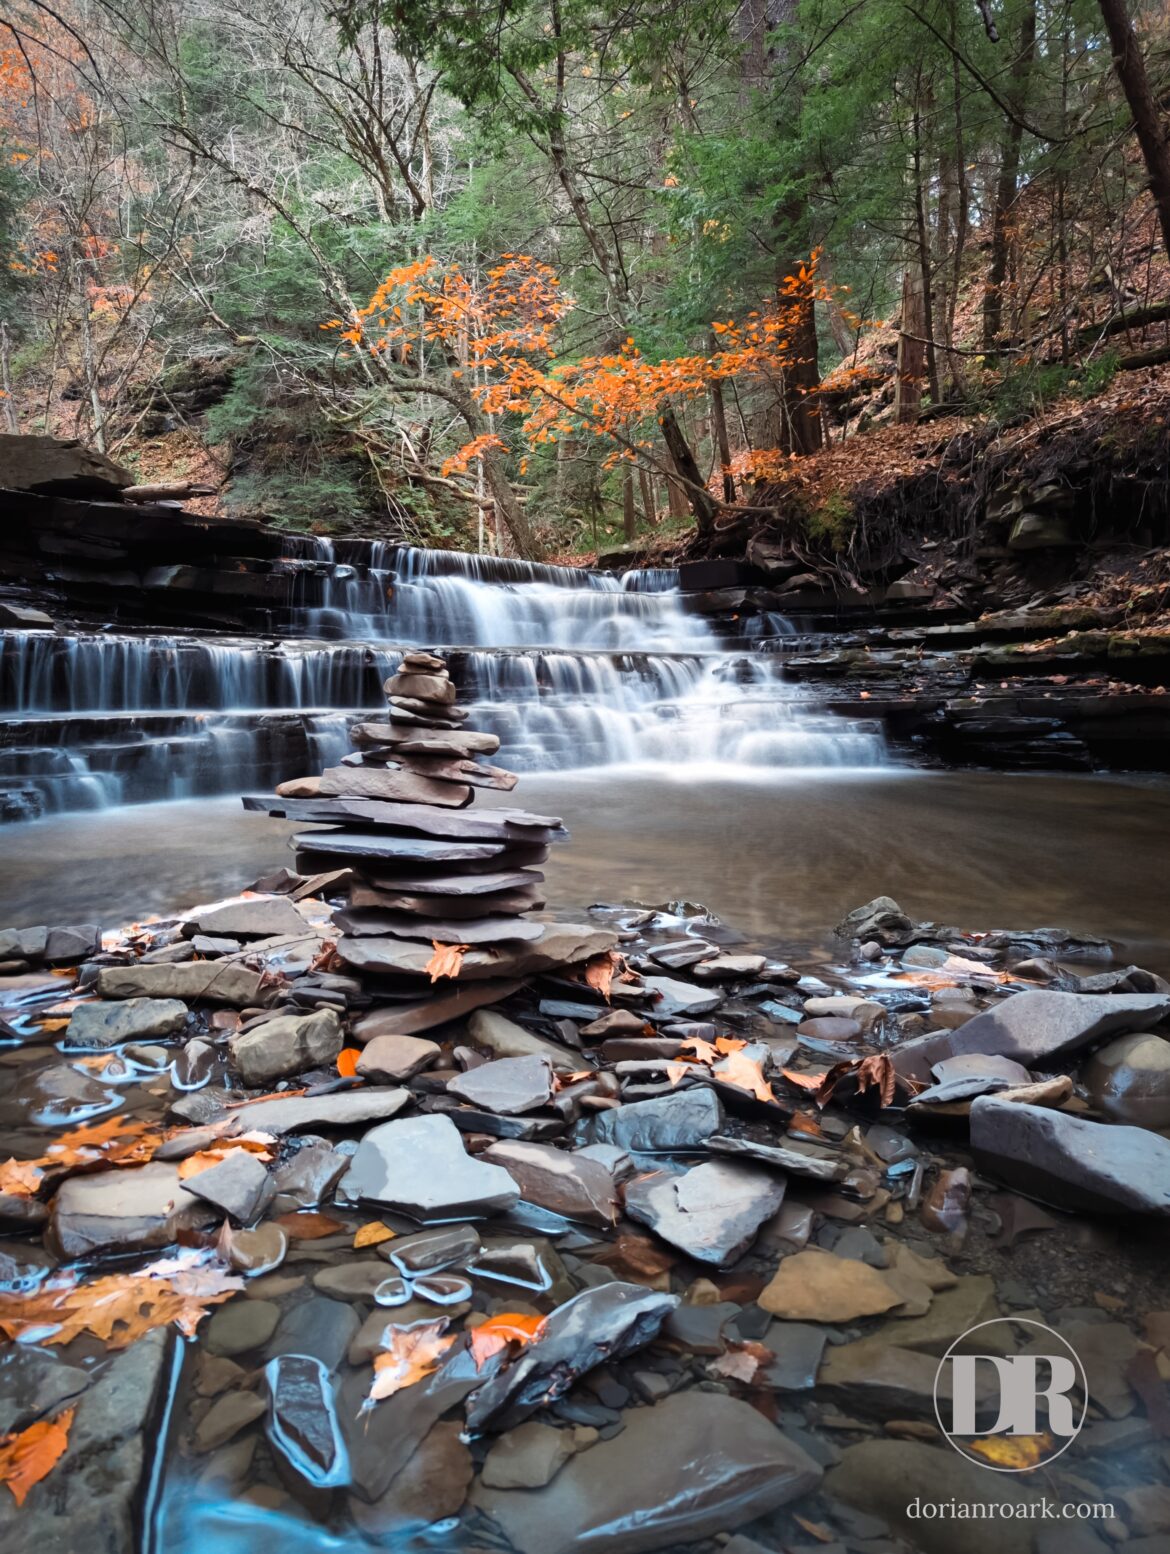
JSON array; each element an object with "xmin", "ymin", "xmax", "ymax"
[{"xmin": 0, "ymin": 541, "xmax": 886, "ymax": 821}]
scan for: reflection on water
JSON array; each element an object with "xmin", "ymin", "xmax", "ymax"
[{"xmin": 2, "ymin": 769, "xmax": 1169, "ymax": 972}]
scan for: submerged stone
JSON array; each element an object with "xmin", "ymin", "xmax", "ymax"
[
  {"xmin": 347, "ymin": 1114, "xmax": 519, "ymax": 1219},
  {"xmin": 265, "ymin": 1354, "xmax": 349, "ymax": 1487},
  {"xmin": 63, "ymin": 997, "xmax": 187, "ymax": 1049}
]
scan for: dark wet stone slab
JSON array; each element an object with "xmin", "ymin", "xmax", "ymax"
[
  {"xmin": 332, "ymin": 908, "xmax": 544, "ymax": 943},
  {"xmin": 354, "ymin": 980, "xmax": 524, "ymax": 1039},
  {"xmin": 588, "ymin": 1087, "xmax": 724, "ymax": 1152},
  {"xmin": 62, "ymin": 997, "xmax": 188, "ymax": 1049},
  {"xmin": 708, "ymin": 1132, "xmax": 849, "ymax": 1182},
  {"xmin": 233, "ymin": 1087, "xmax": 410, "ymax": 1135},
  {"xmin": 347, "ymin": 1113, "xmax": 519, "ymax": 1219},
  {"xmin": 482, "ymin": 1140, "xmax": 618, "ymax": 1226},
  {"xmin": 624, "ymin": 1160, "xmax": 785, "ymax": 1266},
  {"xmin": 50, "ymin": 1160, "xmax": 216, "ymax": 1258},
  {"xmin": 265, "ymin": 1354, "xmax": 349, "ymax": 1487},
  {"xmin": 447, "ymin": 1054, "xmax": 554, "ymax": 1115}
]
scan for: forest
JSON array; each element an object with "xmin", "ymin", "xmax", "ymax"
[{"xmin": 2, "ymin": 0, "xmax": 1169, "ymax": 562}]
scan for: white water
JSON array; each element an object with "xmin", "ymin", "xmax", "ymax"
[{"xmin": 0, "ymin": 543, "xmax": 885, "ymax": 818}]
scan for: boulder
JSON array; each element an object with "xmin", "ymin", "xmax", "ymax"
[
  {"xmin": 63, "ymin": 998, "xmax": 188, "ymax": 1049},
  {"xmin": 1082, "ymin": 1033, "xmax": 1170, "ymax": 1128},
  {"xmin": 229, "ymin": 1009, "xmax": 343, "ymax": 1085},
  {"xmin": 50, "ymin": 1161, "xmax": 216, "ymax": 1258},
  {"xmin": 471, "ymin": 1392, "xmax": 821, "ymax": 1554},
  {"xmin": 970, "ymin": 1096, "xmax": 1170, "ymax": 1215},
  {"xmin": 624, "ymin": 1160, "xmax": 785, "ymax": 1266},
  {"xmin": 910, "ymin": 990, "xmax": 1170, "ymax": 1067},
  {"xmin": 347, "ymin": 1114, "xmax": 519, "ymax": 1219},
  {"xmin": 0, "ymin": 433, "xmax": 132, "ymax": 496}
]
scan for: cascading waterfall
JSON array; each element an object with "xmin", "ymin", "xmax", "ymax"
[{"xmin": 0, "ymin": 540, "xmax": 885, "ymax": 820}]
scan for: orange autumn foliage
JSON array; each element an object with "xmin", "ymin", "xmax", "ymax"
[
  {"xmin": 336, "ymin": 1047, "xmax": 361, "ymax": 1078},
  {"xmin": 424, "ymin": 941, "xmax": 469, "ymax": 982},
  {"xmin": 584, "ymin": 949, "xmax": 622, "ymax": 1002},
  {"xmin": 353, "ymin": 1221, "xmax": 396, "ymax": 1249},
  {"xmin": 364, "ymin": 1319, "xmax": 456, "ymax": 1409},
  {"xmin": 0, "ymin": 1407, "xmax": 74, "ymax": 1507},
  {"xmin": 0, "ymin": 1115, "xmax": 168, "ymax": 1199},
  {"xmin": 467, "ymin": 1311, "xmax": 547, "ymax": 1371}
]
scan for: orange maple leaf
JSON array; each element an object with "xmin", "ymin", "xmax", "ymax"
[
  {"xmin": 714, "ymin": 1049, "xmax": 775, "ymax": 1103},
  {"xmin": 424, "ymin": 941, "xmax": 469, "ymax": 982},
  {"xmin": 0, "ymin": 1407, "xmax": 74, "ymax": 1506},
  {"xmin": 0, "ymin": 1159, "xmax": 44, "ymax": 1197},
  {"xmin": 467, "ymin": 1311, "xmax": 548, "ymax": 1371},
  {"xmin": 364, "ymin": 1319, "xmax": 457, "ymax": 1409}
]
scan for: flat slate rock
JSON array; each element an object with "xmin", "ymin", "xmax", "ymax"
[
  {"xmin": 338, "ymin": 922, "xmax": 615, "ymax": 981},
  {"xmin": 467, "ymin": 1009, "xmax": 583, "ymax": 1072},
  {"xmin": 641, "ymin": 975, "xmax": 723, "ymax": 1017},
  {"xmin": 624, "ymin": 1160, "xmax": 785, "ymax": 1266},
  {"xmin": 758, "ymin": 1248, "xmax": 902, "ymax": 1321},
  {"xmin": 63, "ymin": 997, "xmax": 188, "ymax": 1049},
  {"xmin": 317, "ymin": 765, "xmax": 471, "ymax": 808},
  {"xmin": 293, "ymin": 831, "xmax": 508, "ymax": 863},
  {"xmin": 331, "ymin": 909, "xmax": 545, "ymax": 944},
  {"xmin": 347, "ymin": 1113, "xmax": 519, "ymax": 1219},
  {"xmin": 352, "ymin": 723, "xmax": 500, "ymax": 757},
  {"xmin": 231, "ymin": 1087, "xmax": 411, "ymax": 1135},
  {"xmin": 183, "ymin": 1149, "xmax": 273, "ymax": 1224},
  {"xmin": 243, "ymin": 793, "xmax": 563, "ymax": 838},
  {"xmin": 349, "ymin": 884, "xmax": 545, "ymax": 918},
  {"xmin": 709, "ymin": 1133, "xmax": 850, "ymax": 1183},
  {"xmin": 183, "ymin": 896, "xmax": 310, "ymax": 940},
  {"xmin": 970, "ymin": 1095, "xmax": 1170, "ymax": 1215},
  {"xmin": 352, "ymin": 866, "xmax": 543, "ymax": 896},
  {"xmin": 482, "ymin": 1140, "xmax": 618, "ymax": 1226},
  {"xmin": 355, "ymin": 1034, "xmax": 441, "ymax": 1082},
  {"xmin": 589, "ymin": 1087, "xmax": 724, "ymax": 1153},
  {"xmin": 900, "ymin": 990, "xmax": 1170, "ymax": 1071},
  {"xmin": 447, "ymin": 1054, "xmax": 554, "ymax": 1114},
  {"xmin": 51, "ymin": 1161, "xmax": 216, "ymax": 1258},
  {"xmin": 354, "ymin": 980, "xmax": 524, "ymax": 1040},
  {"xmin": 471, "ymin": 1392, "xmax": 821, "ymax": 1554},
  {"xmin": 96, "ymin": 961, "xmax": 267, "ymax": 1007}
]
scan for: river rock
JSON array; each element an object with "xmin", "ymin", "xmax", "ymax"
[
  {"xmin": 471, "ymin": 1392, "xmax": 822, "ymax": 1554},
  {"xmin": 318, "ymin": 764, "xmax": 471, "ymax": 807},
  {"xmin": 0, "ymin": 1348, "xmax": 90, "ymax": 1437},
  {"xmin": 467, "ymin": 1008, "xmax": 581, "ymax": 1070},
  {"xmin": 481, "ymin": 1420, "xmax": 575, "ymax": 1489},
  {"xmin": 588, "ymin": 1088, "xmax": 724, "ymax": 1152},
  {"xmin": 817, "ymin": 1337, "xmax": 982, "ymax": 1417},
  {"xmin": 385, "ymin": 1224, "xmax": 481, "ymax": 1274},
  {"xmin": 50, "ymin": 1160, "xmax": 216, "ymax": 1258},
  {"xmin": 183, "ymin": 1149, "xmax": 273, "ymax": 1223},
  {"xmin": 334, "ymin": 907, "xmax": 544, "ymax": 944},
  {"xmin": 640, "ymin": 974, "xmax": 723, "ymax": 1016},
  {"xmin": 624, "ymin": 1160, "xmax": 785, "ymax": 1266},
  {"xmin": 465, "ymin": 1282, "xmax": 679, "ymax": 1432},
  {"xmin": 482, "ymin": 1140, "xmax": 618, "ymax": 1226},
  {"xmin": 759, "ymin": 1248, "xmax": 902, "ymax": 1321},
  {"xmin": 1083, "ymin": 1033, "xmax": 1170, "ymax": 1128},
  {"xmin": 836, "ymin": 896, "xmax": 915, "ymax": 946},
  {"xmin": 709, "ymin": 1132, "xmax": 849, "ymax": 1182},
  {"xmin": 311, "ymin": 1262, "xmax": 389, "ymax": 1300},
  {"xmin": 183, "ymin": 896, "xmax": 310, "ymax": 940},
  {"xmin": 354, "ymin": 1034, "xmax": 440, "ymax": 1082},
  {"xmin": 692, "ymin": 954, "xmax": 766, "ymax": 982},
  {"xmin": 579, "ymin": 1008, "xmax": 652, "ymax": 1039},
  {"xmin": 204, "ymin": 1298, "xmax": 281, "ymax": 1357},
  {"xmin": 271, "ymin": 1142, "xmax": 349, "ymax": 1210},
  {"xmin": 96, "ymin": 961, "xmax": 267, "ymax": 1006},
  {"xmin": 914, "ymin": 990, "xmax": 1170, "ymax": 1067},
  {"xmin": 353, "ymin": 979, "xmax": 524, "ymax": 1040},
  {"xmin": 62, "ymin": 997, "xmax": 188, "ymax": 1049},
  {"xmin": 447, "ymin": 1054, "xmax": 553, "ymax": 1114},
  {"xmin": 338, "ymin": 921, "xmax": 614, "ymax": 981},
  {"xmin": 348, "ymin": 1113, "xmax": 519, "ymax": 1219},
  {"xmin": 194, "ymin": 1390, "xmax": 267, "ymax": 1452},
  {"xmin": 265, "ymin": 1354, "xmax": 349, "ymax": 1487},
  {"xmin": 225, "ymin": 1222, "xmax": 287, "ymax": 1275},
  {"xmin": 970, "ymin": 1095, "xmax": 1170, "ymax": 1214},
  {"xmin": 234, "ymin": 1087, "xmax": 410, "ymax": 1134},
  {"xmin": 229, "ymin": 1008, "xmax": 343, "ymax": 1085},
  {"xmin": 349, "ymin": 1420, "xmax": 473, "ymax": 1539}
]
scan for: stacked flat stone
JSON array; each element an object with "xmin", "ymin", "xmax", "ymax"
[{"xmin": 244, "ymin": 652, "xmax": 615, "ymax": 1038}]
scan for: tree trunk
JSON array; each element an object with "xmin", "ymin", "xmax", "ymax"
[
  {"xmin": 659, "ymin": 410, "xmax": 719, "ymax": 535},
  {"xmin": 983, "ymin": 1, "xmax": 1038, "ymax": 352},
  {"xmin": 638, "ymin": 468, "xmax": 658, "ymax": 526},
  {"xmin": 895, "ymin": 261, "xmax": 927, "ymax": 423},
  {"xmin": 707, "ymin": 331, "xmax": 736, "ymax": 502},
  {"xmin": 622, "ymin": 465, "xmax": 637, "ymax": 541},
  {"xmin": 1097, "ymin": 0, "xmax": 1170, "ymax": 264},
  {"xmin": 480, "ymin": 445, "xmax": 539, "ymax": 560},
  {"xmin": 0, "ymin": 323, "xmax": 18, "ymax": 433}
]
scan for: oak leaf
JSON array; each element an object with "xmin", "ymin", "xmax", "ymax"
[
  {"xmin": 713, "ymin": 1049, "xmax": 775, "ymax": 1103},
  {"xmin": 468, "ymin": 1311, "xmax": 547, "ymax": 1371},
  {"xmin": 0, "ymin": 1407, "xmax": 74, "ymax": 1506},
  {"xmin": 424, "ymin": 942, "xmax": 469, "ymax": 982},
  {"xmin": 364, "ymin": 1320, "xmax": 456, "ymax": 1409}
]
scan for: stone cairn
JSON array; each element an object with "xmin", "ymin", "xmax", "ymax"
[{"xmin": 245, "ymin": 651, "xmax": 617, "ymax": 1041}]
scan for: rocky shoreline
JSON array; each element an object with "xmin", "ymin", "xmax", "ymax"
[{"xmin": 1, "ymin": 654, "xmax": 1169, "ymax": 1553}]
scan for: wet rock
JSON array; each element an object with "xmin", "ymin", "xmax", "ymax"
[
  {"xmin": 229, "ymin": 1008, "xmax": 343, "ymax": 1085},
  {"xmin": 63, "ymin": 997, "xmax": 187, "ymax": 1049},
  {"xmin": 0, "ymin": 1348, "xmax": 89, "ymax": 1436},
  {"xmin": 818, "ymin": 1338, "xmax": 986, "ymax": 1416},
  {"xmin": 204, "ymin": 1298, "xmax": 282, "ymax": 1357},
  {"xmin": 482, "ymin": 1139, "xmax": 618, "ymax": 1226},
  {"xmin": 640, "ymin": 975, "xmax": 723, "ymax": 1016},
  {"xmin": 468, "ymin": 1007, "xmax": 581, "ymax": 1070},
  {"xmin": 482, "ymin": 1420, "xmax": 576, "ymax": 1488},
  {"xmin": 759, "ymin": 1249, "xmax": 902, "ymax": 1321},
  {"xmin": 184, "ymin": 896, "xmax": 310, "ymax": 940},
  {"xmin": 1083, "ymin": 1033, "xmax": 1170, "ymax": 1128},
  {"xmin": 385, "ymin": 1224, "xmax": 481, "ymax": 1274},
  {"xmin": 588, "ymin": 1087, "xmax": 724, "ymax": 1152},
  {"xmin": 96, "ymin": 961, "xmax": 266, "ymax": 1006},
  {"xmin": 471, "ymin": 1392, "xmax": 822, "ymax": 1554},
  {"xmin": 836, "ymin": 897, "xmax": 915, "ymax": 946},
  {"xmin": 465, "ymin": 1282, "xmax": 679, "ymax": 1432},
  {"xmin": 797, "ymin": 1016, "xmax": 862, "ymax": 1042},
  {"xmin": 266, "ymin": 1297, "xmax": 361, "ymax": 1372},
  {"xmin": 579, "ymin": 1008, "xmax": 653, "ymax": 1039},
  {"xmin": 271, "ymin": 1141, "xmax": 348, "ymax": 1210},
  {"xmin": 225, "ymin": 1221, "xmax": 288, "ymax": 1276},
  {"xmin": 883, "ymin": 1276, "xmax": 1001, "ymax": 1354},
  {"xmin": 194, "ymin": 1390, "xmax": 267, "ymax": 1452},
  {"xmin": 920, "ymin": 1167, "xmax": 972, "ymax": 1233},
  {"xmin": 755, "ymin": 1322, "xmax": 828, "ymax": 1390},
  {"xmin": 353, "ymin": 979, "xmax": 524, "ymax": 1040},
  {"xmin": 354, "ymin": 1034, "xmax": 440, "ymax": 1082},
  {"xmin": 339, "ymin": 922, "xmax": 615, "ymax": 981},
  {"xmin": 265, "ymin": 1354, "xmax": 349, "ymax": 1487},
  {"xmin": 910, "ymin": 990, "xmax": 1170, "ymax": 1067},
  {"xmin": 467, "ymin": 1241, "xmax": 551, "ymax": 1290},
  {"xmin": 971, "ymin": 1096, "xmax": 1170, "ymax": 1214},
  {"xmin": 1026, "ymin": 1320, "xmax": 1137, "ymax": 1419},
  {"xmin": 349, "ymin": 1420, "xmax": 473, "ymax": 1539},
  {"xmin": 348, "ymin": 1114, "xmax": 520, "ymax": 1219},
  {"xmin": 692, "ymin": 954, "xmax": 766, "ymax": 981},
  {"xmin": 171, "ymin": 1038, "xmax": 217, "ymax": 1089},
  {"xmin": 311, "ymin": 1262, "xmax": 388, "ymax": 1300},
  {"xmin": 236, "ymin": 1087, "xmax": 410, "ymax": 1134},
  {"xmin": 50, "ymin": 1160, "xmax": 215, "ymax": 1258},
  {"xmin": 625, "ymin": 1160, "xmax": 785, "ymax": 1266},
  {"xmin": 184, "ymin": 1150, "xmax": 274, "ymax": 1224},
  {"xmin": 0, "ymin": 1063, "xmax": 119, "ymax": 1131},
  {"xmin": 447, "ymin": 1053, "xmax": 553, "ymax": 1114},
  {"xmin": 709, "ymin": 1132, "xmax": 848, "ymax": 1183}
]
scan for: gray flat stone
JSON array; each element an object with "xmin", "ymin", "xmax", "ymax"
[
  {"xmin": 234, "ymin": 1087, "xmax": 410, "ymax": 1135},
  {"xmin": 482, "ymin": 1140, "xmax": 618, "ymax": 1226},
  {"xmin": 355, "ymin": 1034, "xmax": 440, "ymax": 1082},
  {"xmin": 96, "ymin": 961, "xmax": 266, "ymax": 1006},
  {"xmin": 625, "ymin": 1160, "xmax": 785, "ymax": 1266},
  {"xmin": 354, "ymin": 980, "xmax": 524, "ymax": 1040},
  {"xmin": 348, "ymin": 1113, "xmax": 519, "ymax": 1219},
  {"xmin": 589, "ymin": 1088, "xmax": 724, "ymax": 1152},
  {"xmin": 50, "ymin": 1161, "xmax": 216, "ymax": 1258},
  {"xmin": 184, "ymin": 896, "xmax": 310, "ymax": 940},
  {"xmin": 641, "ymin": 975, "xmax": 723, "ymax": 1016},
  {"xmin": 447, "ymin": 1054, "xmax": 553, "ymax": 1114},
  {"xmin": 63, "ymin": 998, "xmax": 188, "ymax": 1049},
  {"xmin": 183, "ymin": 1150, "xmax": 274, "ymax": 1224},
  {"xmin": 468, "ymin": 1008, "xmax": 582, "ymax": 1071},
  {"xmin": 900, "ymin": 990, "xmax": 1170, "ymax": 1069}
]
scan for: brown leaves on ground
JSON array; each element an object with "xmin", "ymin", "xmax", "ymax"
[
  {"xmin": 707, "ymin": 1340, "xmax": 774, "ymax": 1384},
  {"xmin": 424, "ymin": 941, "xmax": 469, "ymax": 982},
  {"xmin": 783, "ymin": 1053, "xmax": 899, "ymax": 1109},
  {"xmin": 176, "ymin": 1136, "xmax": 275, "ymax": 1179},
  {"xmin": 964, "ymin": 1432, "xmax": 1055, "ymax": 1470},
  {"xmin": 364, "ymin": 1319, "xmax": 457, "ymax": 1410},
  {"xmin": 0, "ymin": 1249, "xmax": 243, "ymax": 1349},
  {"xmin": 667, "ymin": 1036, "xmax": 774, "ymax": 1102},
  {"xmin": 468, "ymin": 1311, "xmax": 548, "ymax": 1372},
  {"xmin": 0, "ymin": 1407, "xmax": 74, "ymax": 1506},
  {"xmin": 353, "ymin": 1221, "xmax": 396, "ymax": 1249}
]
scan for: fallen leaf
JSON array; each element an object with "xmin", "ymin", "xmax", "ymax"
[
  {"xmin": 176, "ymin": 1140, "xmax": 273, "ymax": 1179},
  {"xmin": 0, "ymin": 1407, "xmax": 74, "ymax": 1506},
  {"xmin": 336, "ymin": 1047, "xmax": 361, "ymax": 1078},
  {"xmin": 365, "ymin": 1319, "xmax": 456, "ymax": 1409},
  {"xmin": 0, "ymin": 1250, "xmax": 242, "ymax": 1348},
  {"xmin": 273, "ymin": 1211, "xmax": 342, "ymax": 1240},
  {"xmin": 781, "ymin": 1067, "xmax": 830, "ymax": 1095},
  {"xmin": 584, "ymin": 950, "xmax": 622, "ymax": 1002},
  {"xmin": 713, "ymin": 1036, "xmax": 747, "ymax": 1055},
  {"xmin": 353, "ymin": 1221, "xmax": 396, "ymax": 1249},
  {"xmin": 664, "ymin": 1061, "xmax": 693, "ymax": 1088},
  {"xmin": 708, "ymin": 1340, "xmax": 773, "ymax": 1383},
  {"xmin": 714, "ymin": 1049, "xmax": 775, "ymax": 1103},
  {"xmin": 856, "ymin": 1053, "xmax": 898, "ymax": 1108},
  {"xmin": 468, "ymin": 1311, "xmax": 547, "ymax": 1371},
  {"xmin": 965, "ymin": 1432, "xmax": 1055, "ymax": 1469},
  {"xmin": 679, "ymin": 1037, "xmax": 719, "ymax": 1065},
  {"xmin": 0, "ymin": 1159, "xmax": 44, "ymax": 1197},
  {"xmin": 424, "ymin": 942, "xmax": 469, "ymax": 982}
]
